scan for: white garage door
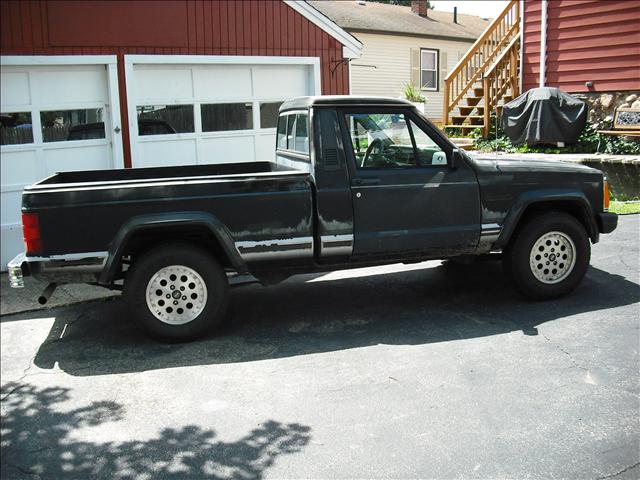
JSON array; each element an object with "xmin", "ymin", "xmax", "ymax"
[
  {"xmin": 0, "ymin": 57, "xmax": 123, "ymax": 267},
  {"xmin": 126, "ymin": 56, "xmax": 320, "ymax": 168}
]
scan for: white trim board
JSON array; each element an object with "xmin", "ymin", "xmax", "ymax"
[
  {"xmin": 123, "ymin": 54, "xmax": 322, "ymax": 102},
  {"xmin": 1, "ymin": 55, "xmax": 117, "ymax": 66},
  {"xmin": 284, "ymin": 1, "xmax": 363, "ymax": 59}
]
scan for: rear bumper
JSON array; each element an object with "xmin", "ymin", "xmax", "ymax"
[
  {"xmin": 6, "ymin": 252, "xmax": 106, "ymax": 288},
  {"xmin": 597, "ymin": 212, "xmax": 618, "ymax": 234},
  {"xmin": 7, "ymin": 253, "xmax": 28, "ymax": 288}
]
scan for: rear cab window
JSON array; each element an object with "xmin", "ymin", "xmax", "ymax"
[{"xmin": 276, "ymin": 111, "xmax": 309, "ymax": 158}]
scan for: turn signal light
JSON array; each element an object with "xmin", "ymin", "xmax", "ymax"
[
  {"xmin": 603, "ymin": 180, "xmax": 610, "ymax": 211},
  {"xmin": 22, "ymin": 212, "xmax": 42, "ymax": 254}
]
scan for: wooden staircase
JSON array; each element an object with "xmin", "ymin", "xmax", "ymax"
[{"xmin": 443, "ymin": 0, "xmax": 521, "ymax": 138}]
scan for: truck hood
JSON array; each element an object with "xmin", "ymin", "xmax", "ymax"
[{"xmin": 467, "ymin": 153, "xmax": 602, "ymax": 176}]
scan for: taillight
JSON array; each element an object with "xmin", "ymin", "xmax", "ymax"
[
  {"xmin": 22, "ymin": 212, "xmax": 42, "ymax": 254},
  {"xmin": 603, "ymin": 180, "xmax": 610, "ymax": 212}
]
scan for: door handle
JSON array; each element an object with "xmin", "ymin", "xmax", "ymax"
[{"xmin": 352, "ymin": 178, "xmax": 380, "ymax": 186}]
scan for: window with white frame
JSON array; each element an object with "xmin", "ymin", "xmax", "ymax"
[{"xmin": 420, "ymin": 49, "xmax": 438, "ymax": 91}]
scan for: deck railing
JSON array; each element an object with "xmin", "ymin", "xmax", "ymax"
[
  {"xmin": 482, "ymin": 36, "xmax": 520, "ymax": 137},
  {"xmin": 443, "ymin": 0, "xmax": 520, "ymax": 134}
]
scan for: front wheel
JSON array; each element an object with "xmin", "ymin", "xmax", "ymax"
[
  {"xmin": 504, "ymin": 212, "xmax": 590, "ymax": 300},
  {"xmin": 125, "ymin": 243, "xmax": 229, "ymax": 342}
]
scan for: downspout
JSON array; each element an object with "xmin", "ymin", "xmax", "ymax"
[
  {"xmin": 519, "ymin": 0, "xmax": 524, "ymax": 93},
  {"xmin": 539, "ymin": 0, "xmax": 547, "ymax": 88}
]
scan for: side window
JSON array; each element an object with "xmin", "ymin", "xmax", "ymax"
[
  {"xmin": 345, "ymin": 112, "xmax": 444, "ymax": 168},
  {"xmin": 293, "ymin": 114, "xmax": 309, "ymax": 154},
  {"xmin": 420, "ymin": 49, "xmax": 438, "ymax": 91},
  {"xmin": 277, "ymin": 113, "xmax": 309, "ymax": 155},
  {"xmin": 286, "ymin": 115, "xmax": 297, "ymax": 150},
  {"xmin": 345, "ymin": 112, "xmax": 415, "ymax": 168},
  {"xmin": 277, "ymin": 114, "xmax": 287, "ymax": 149}
]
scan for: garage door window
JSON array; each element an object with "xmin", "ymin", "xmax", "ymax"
[
  {"xmin": 201, "ymin": 103, "xmax": 253, "ymax": 132},
  {"xmin": 40, "ymin": 108, "xmax": 105, "ymax": 143},
  {"xmin": 0, "ymin": 112, "xmax": 33, "ymax": 145},
  {"xmin": 137, "ymin": 105, "xmax": 193, "ymax": 135},
  {"xmin": 260, "ymin": 102, "xmax": 283, "ymax": 129}
]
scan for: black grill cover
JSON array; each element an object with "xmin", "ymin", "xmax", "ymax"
[{"xmin": 501, "ymin": 87, "xmax": 587, "ymax": 145}]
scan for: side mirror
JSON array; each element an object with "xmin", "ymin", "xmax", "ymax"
[{"xmin": 450, "ymin": 148, "xmax": 463, "ymax": 169}]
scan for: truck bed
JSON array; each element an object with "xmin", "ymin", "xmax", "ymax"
[
  {"xmin": 23, "ymin": 161, "xmax": 314, "ymax": 262},
  {"xmin": 36, "ymin": 161, "xmax": 294, "ymax": 187}
]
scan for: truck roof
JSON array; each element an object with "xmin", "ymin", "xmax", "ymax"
[{"xmin": 280, "ymin": 96, "xmax": 414, "ymax": 112}]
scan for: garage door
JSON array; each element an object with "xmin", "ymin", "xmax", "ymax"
[
  {"xmin": 0, "ymin": 58, "xmax": 122, "ymax": 267},
  {"xmin": 126, "ymin": 57, "xmax": 320, "ymax": 168}
]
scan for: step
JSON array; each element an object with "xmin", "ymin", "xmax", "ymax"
[
  {"xmin": 444, "ymin": 124, "xmax": 484, "ymax": 129},
  {"xmin": 466, "ymin": 97, "xmax": 482, "ymax": 106},
  {"xmin": 452, "ymin": 115, "xmax": 484, "ymax": 120},
  {"xmin": 459, "ymin": 106, "xmax": 484, "ymax": 116},
  {"xmin": 473, "ymin": 87, "xmax": 484, "ymax": 97}
]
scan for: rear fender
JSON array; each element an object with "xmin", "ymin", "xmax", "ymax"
[{"xmin": 98, "ymin": 211, "xmax": 245, "ymax": 285}]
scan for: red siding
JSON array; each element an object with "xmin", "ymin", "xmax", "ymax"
[
  {"xmin": 522, "ymin": 0, "xmax": 640, "ymax": 92},
  {"xmin": 1, "ymin": 0, "xmax": 350, "ymax": 168}
]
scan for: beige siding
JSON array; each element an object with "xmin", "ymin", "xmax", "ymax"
[{"xmin": 349, "ymin": 31, "xmax": 474, "ymax": 120}]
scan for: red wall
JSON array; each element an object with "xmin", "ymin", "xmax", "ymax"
[
  {"xmin": 0, "ymin": 0, "xmax": 349, "ymax": 95},
  {"xmin": 0, "ymin": 0, "xmax": 351, "ymax": 167},
  {"xmin": 522, "ymin": 0, "xmax": 640, "ymax": 93}
]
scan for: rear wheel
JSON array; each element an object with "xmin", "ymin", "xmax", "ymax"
[
  {"xmin": 125, "ymin": 243, "xmax": 228, "ymax": 342},
  {"xmin": 504, "ymin": 212, "xmax": 590, "ymax": 300}
]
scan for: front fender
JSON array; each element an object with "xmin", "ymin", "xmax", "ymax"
[
  {"xmin": 98, "ymin": 211, "xmax": 246, "ymax": 285},
  {"xmin": 493, "ymin": 189, "xmax": 598, "ymax": 250}
]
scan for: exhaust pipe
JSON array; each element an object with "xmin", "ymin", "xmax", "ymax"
[{"xmin": 38, "ymin": 283, "xmax": 58, "ymax": 305}]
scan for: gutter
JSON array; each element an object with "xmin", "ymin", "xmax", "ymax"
[
  {"xmin": 519, "ymin": 0, "xmax": 524, "ymax": 93},
  {"xmin": 539, "ymin": 0, "xmax": 547, "ymax": 87}
]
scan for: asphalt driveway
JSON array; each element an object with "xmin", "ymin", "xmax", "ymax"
[{"xmin": 1, "ymin": 216, "xmax": 639, "ymax": 479}]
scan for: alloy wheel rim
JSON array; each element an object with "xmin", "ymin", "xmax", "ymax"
[
  {"xmin": 145, "ymin": 265, "xmax": 207, "ymax": 325},
  {"xmin": 529, "ymin": 231, "xmax": 577, "ymax": 284}
]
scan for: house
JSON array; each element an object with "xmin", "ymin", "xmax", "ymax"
[
  {"xmin": 442, "ymin": 0, "xmax": 640, "ymax": 137},
  {"xmin": 309, "ymin": 0, "xmax": 490, "ymax": 120},
  {"xmin": 0, "ymin": 0, "xmax": 362, "ymax": 266},
  {"xmin": 521, "ymin": 0, "xmax": 640, "ymax": 125}
]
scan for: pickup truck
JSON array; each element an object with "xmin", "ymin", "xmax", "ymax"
[{"xmin": 8, "ymin": 96, "xmax": 618, "ymax": 342}]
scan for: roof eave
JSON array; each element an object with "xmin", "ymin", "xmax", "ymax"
[
  {"xmin": 284, "ymin": 1, "xmax": 363, "ymax": 58},
  {"xmin": 345, "ymin": 28, "xmax": 478, "ymax": 44}
]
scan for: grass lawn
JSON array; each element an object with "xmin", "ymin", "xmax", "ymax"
[{"xmin": 610, "ymin": 201, "xmax": 640, "ymax": 215}]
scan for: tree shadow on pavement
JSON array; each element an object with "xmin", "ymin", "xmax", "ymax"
[
  {"xmin": 0, "ymin": 382, "xmax": 311, "ymax": 479},
  {"xmin": 23, "ymin": 260, "xmax": 640, "ymax": 376}
]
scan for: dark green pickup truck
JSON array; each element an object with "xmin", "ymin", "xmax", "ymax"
[{"xmin": 8, "ymin": 96, "xmax": 618, "ymax": 342}]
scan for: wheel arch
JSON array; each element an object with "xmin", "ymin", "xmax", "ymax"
[
  {"xmin": 494, "ymin": 191, "xmax": 598, "ymax": 250},
  {"xmin": 98, "ymin": 211, "xmax": 246, "ymax": 285}
]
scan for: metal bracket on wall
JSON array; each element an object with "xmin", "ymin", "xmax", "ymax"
[{"xmin": 330, "ymin": 57, "xmax": 351, "ymax": 76}]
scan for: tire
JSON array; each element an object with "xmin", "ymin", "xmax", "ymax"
[
  {"xmin": 125, "ymin": 243, "xmax": 229, "ymax": 342},
  {"xmin": 503, "ymin": 211, "xmax": 590, "ymax": 300}
]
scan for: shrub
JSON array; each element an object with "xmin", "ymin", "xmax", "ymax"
[
  {"xmin": 468, "ymin": 117, "xmax": 640, "ymax": 155},
  {"xmin": 404, "ymin": 84, "xmax": 425, "ymax": 103}
]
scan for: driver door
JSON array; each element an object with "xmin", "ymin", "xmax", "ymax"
[{"xmin": 341, "ymin": 108, "xmax": 481, "ymax": 257}]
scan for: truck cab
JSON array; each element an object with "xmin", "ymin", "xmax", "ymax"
[{"xmin": 275, "ymin": 96, "xmax": 480, "ymax": 264}]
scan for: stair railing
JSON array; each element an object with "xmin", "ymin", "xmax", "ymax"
[
  {"xmin": 443, "ymin": 0, "xmax": 520, "ymax": 127},
  {"xmin": 482, "ymin": 36, "xmax": 520, "ymax": 137}
]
